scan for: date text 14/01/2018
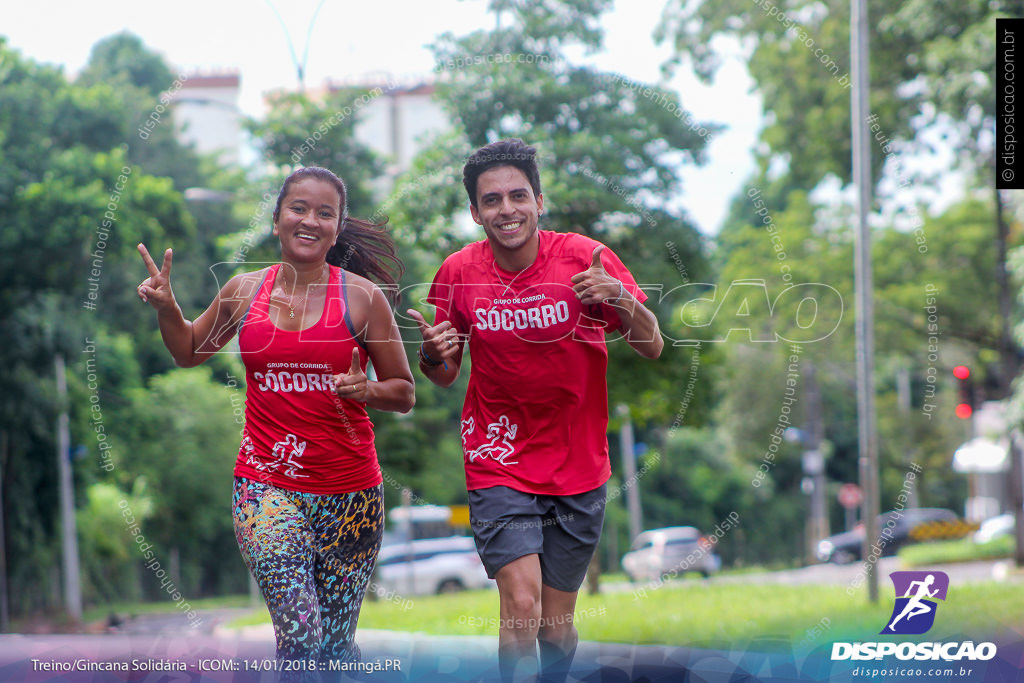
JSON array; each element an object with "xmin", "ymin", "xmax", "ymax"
[{"xmin": 198, "ymin": 658, "xmax": 403, "ymax": 673}]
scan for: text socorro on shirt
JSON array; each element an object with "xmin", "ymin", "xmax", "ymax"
[
  {"xmin": 432, "ymin": 282, "xmax": 624, "ymax": 334},
  {"xmin": 473, "ymin": 295, "xmax": 572, "ymax": 331},
  {"xmin": 253, "ymin": 361, "xmax": 335, "ymax": 393}
]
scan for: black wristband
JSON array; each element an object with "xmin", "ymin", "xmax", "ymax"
[{"xmin": 418, "ymin": 342, "xmax": 443, "ymax": 367}]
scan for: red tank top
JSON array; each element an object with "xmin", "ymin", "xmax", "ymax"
[{"xmin": 233, "ymin": 264, "xmax": 381, "ymax": 494}]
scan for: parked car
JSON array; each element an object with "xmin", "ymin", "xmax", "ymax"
[
  {"xmin": 974, "ymin": 512, "xmax": 1016, "ymax": 544},
  {"xmin": 621, "ymin": 526, "xmax": 721, "ymax": 582},
  {"xmin": 373, "ymin": 536, "xmax": 494, "ymax": 596},
  {"xmin": 815, "ymin": 507, "xmax": 960, "ymax": 564}
]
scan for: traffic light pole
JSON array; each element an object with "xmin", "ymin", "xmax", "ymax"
[{"xmin": 1011, "ymin": 435, "xmax": 1024, "ymax": 566}]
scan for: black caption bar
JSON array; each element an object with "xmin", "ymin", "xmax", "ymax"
[{"xmin": 998, "ymin": 18, "xmax": 1024, "ymax": 189}]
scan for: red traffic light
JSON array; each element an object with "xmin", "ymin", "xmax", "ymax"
[{"xmin": 954, "ymin": 365, "xmax": 976, "ymax": 419}]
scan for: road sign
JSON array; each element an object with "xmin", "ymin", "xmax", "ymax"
[
  {"xmin": 909, "ymin": 519, "xmax": 979, "ymax": 541},
  {"xmin": 838, "ymin": 483, "xmax": 863, "ymax": 510},
  {"xmin": 448, "ymin": 505, "xmax": 471, "ymax": 527}
]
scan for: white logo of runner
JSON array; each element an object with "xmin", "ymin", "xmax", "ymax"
[
  {"xmin": 247, "ymin": 433, "xmax": 310, "ymax": 479},
  {"xmin": 885, "ymin": 574, "xmax": 939, "ymax": 632},
  {"xmin": 464, "ymin": 415, "xmax": 519, "ymax": 466}
]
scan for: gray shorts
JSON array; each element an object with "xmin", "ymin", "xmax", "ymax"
[{"xmin": 468, "ymin": 484, "xmax": 607, "ymax": 593}]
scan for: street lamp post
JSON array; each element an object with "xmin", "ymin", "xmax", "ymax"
[
  {"xmin": 262, "ymin": 0, "xmax": 328, "ymax": 92},
  {"xmin": 787, "ymin": 363, "xmax": 830, "ymax": 567},
  {"xmin": 851, "ymin": 0, "xmax": 880, "ymax": 603},
  {"xmin": 55, "ymin": 354, "xmax": 82, "ymax": 622}
]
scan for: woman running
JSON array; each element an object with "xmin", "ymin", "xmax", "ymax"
[{"xmin": 137, "ymin": 166, "xmax": 414, "ymax": 669}]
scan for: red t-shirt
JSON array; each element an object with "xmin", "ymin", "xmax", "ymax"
[
  {"xmin": 233, "ymin": 264, "xmax": 382, "ymax": 494},
  {"xmin": 427, "ymin": 230, "xmax": 647, "ymax": 495}
]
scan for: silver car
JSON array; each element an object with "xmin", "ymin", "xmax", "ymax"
[
  {"xmin": 621, "ymin": 526, "xmax": 721, "ymax": 582},
  {"xmin": 373, "ymin": 536, "xmax": 495, "ymax": 596}
]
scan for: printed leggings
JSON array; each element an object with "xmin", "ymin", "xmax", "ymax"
[{"xmin": 232, "ymin": 477, "xmax": 384, "ymax": 665}]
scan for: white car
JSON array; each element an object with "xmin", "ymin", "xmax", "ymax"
[
  {"xmin": 621, "ymin": 526, "xmax": 721, "ymax": 583},
  {"xmin": 373, "ymin": 536, "xmax": 495, "ymax": 596},
  {"xmin": 974, "ymin": 513, "xmax": 1015, "ymax": 544}
]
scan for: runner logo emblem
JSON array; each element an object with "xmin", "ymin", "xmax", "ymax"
[
  {"xmin": 463, "ymin": 415, "xmax": 520, "ymax": 466},
  {"xmin": 881, "ymin": 571, "xmax": 948, "ymax": 635}
]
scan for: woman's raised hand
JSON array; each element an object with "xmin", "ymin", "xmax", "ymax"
[{"xmin": 137, "ymin": 243, "xmax": 175, "ymax": 311}]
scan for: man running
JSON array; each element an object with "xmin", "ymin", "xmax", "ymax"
[{"xmin": 408, "ymin": 138, "xmax": 663, "ymax": 681}]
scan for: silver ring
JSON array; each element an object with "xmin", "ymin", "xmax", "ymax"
[{"xmin": 448, "ymin": 338, "xmax": 455, "ymax": 347}]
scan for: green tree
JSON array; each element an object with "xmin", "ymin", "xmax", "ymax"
[
  {"xmin": 0, "ymin": 41, "xmax": 170, "ymax": 616},
  {"xmin": 658, "ymin": 0, "xmax": 1024, "ymax": 387},
  {"xmin": 0, "ymin": 34, "xmax": 252, "ymax": 618},
  {"xmin": 77, "ymin": 480, "xmax": 153, "ymax": 605},
  {"xmin": 706, "ymin": 193, "xmax": 995, "ymax": 560},
  {"xmin": 655, "ymin": 0, "xmax": 1023, "ymax": 564},
  {"xmin": 639, "ymin": 428, "xmax": 754, "ymax": 566},
  {"xmin": 77, "ymin": 32, "xmax": 175, "ymax": 96},
  {"xmin": 117, "ymin": 367, "xmax": 249, "ymax": 597},
  {"xmin": 657, "ymin": 0, "xmax": 921, "ymax": 190}
]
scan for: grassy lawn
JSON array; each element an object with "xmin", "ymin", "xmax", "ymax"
[
  {"xmin": 227, "ymin": 579, "xmax": 1024, "ymax": 650},
  {"xmin": 80, "ymin": 594, "xmax": 255, "ymax": 624},
  {"xmin": 898, "ymin": 536, "xmax": 1014, "ymax": 567}
]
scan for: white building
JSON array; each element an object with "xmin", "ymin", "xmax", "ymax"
[
  {"xmin": 171, "ymin": 70, "xmax": 451, "ymax": 183},
  {"xmin": 312, "ymin": 78, "xmax": 449, "ymax": 181},
  {"xmin": 173, "ymin": 71, "xmax": 243, "ymax": 166},
  {"xmin": 347, "ymin": 81, "xmax": 449, "ymax": 177}
]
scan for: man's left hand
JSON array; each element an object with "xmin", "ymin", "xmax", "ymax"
[{"xmin": 571, "ymin": 245, "xmax": 624, "ymax": 306}]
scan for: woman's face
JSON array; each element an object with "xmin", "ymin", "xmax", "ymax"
[{"xmin": 273, "ymin": 178, "xmax": 343, "ymax": 263}]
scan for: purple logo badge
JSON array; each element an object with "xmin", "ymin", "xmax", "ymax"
[{"xmin": 881, "ymin": 571, "xmax": 949, "ymax": 635}]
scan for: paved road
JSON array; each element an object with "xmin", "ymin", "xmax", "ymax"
[
  {"xmin": 1, "ymin": 623, "xmax": 1018, "ymax": 683},
  {"xmin": 0, "ymin": 626, "xmax": 815, "ymax": 683},
  {"xmin": 0, "ymin": 560, "xmax": 1019, "ymax": 682}
]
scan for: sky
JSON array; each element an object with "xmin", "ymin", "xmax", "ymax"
[{"xmin": 2, "ymin": 0, "xmax": 761, "ymax": 234}]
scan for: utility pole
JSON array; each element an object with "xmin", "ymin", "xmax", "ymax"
[
  {"xmin": 851, "ymin": 0, "xmax": 880, "ymax": 603},
  {"xmin": 804, "ymin": 363, "xmax": 828, "ymax": 563},
  {"xmin": 0, "ymin": 429, "xmax": 8, "ymax": 631},
  {"xmin": 896, "ymin": 365, "xmax": 919, "ymax": 509},
  {"xmin": 995, "ymin": 186, "xmax": 1024, "ymax": 565},
  {"xmin": 55, "ymin": 354, "xmax": 81, "ymax": 622},
  {"xmin": 617, "ymin": 404, "xmax": 642, "ymax": 542},
  {"xmin": 402, "ymin": 488, "xmax": 414, "ymax": 593}
]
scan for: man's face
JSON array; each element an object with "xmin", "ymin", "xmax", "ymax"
[{"xmin": 470, "ymin": 166, "xmax": 543, "ymax": 260}]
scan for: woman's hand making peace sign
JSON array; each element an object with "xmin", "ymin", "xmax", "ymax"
[{"xmin": 137, "ymin": 243, "xmax": 176, "ymax": 311}]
